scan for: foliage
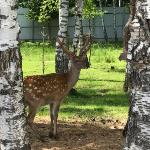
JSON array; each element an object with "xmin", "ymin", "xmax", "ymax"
[
  {"xmin": 21, "ymin": 42, "xmax": 128, "ymax": 121},
  {"xmin": 84, "ymin": 0, "xmax": 103, "ymax": 19},
  {"xmin": 18, "ymin": 0, "xmax": 58, "ymax": 23},
  {"xmin": 18, "ymin": 0, "xmax": 103, "ymax": 23},
  {"xmin": 39, "ymin": 0, "xmax": 58, "ymax": 23}
]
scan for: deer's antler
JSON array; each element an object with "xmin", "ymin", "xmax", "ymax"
[
  {"xmin": 56, "ymin": 37, "xmax": 75, "ymax": 58},
  {"xmin": 79, "ymin": 35, "xmax": 92, "ymax": 57}
]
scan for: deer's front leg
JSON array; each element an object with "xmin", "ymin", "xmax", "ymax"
[{"xmin": 49, "ymin": 102, "xmax": 60, "ymax": 139}]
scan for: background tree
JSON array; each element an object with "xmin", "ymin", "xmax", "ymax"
[
  {"xmin": 72, "ymin": 0, "xmax": 84, "ymax": 52},
  {"xmin": 121, "ymin": 0, "xmax": 150, "ymax": 149},
  {"xmin": 55, "ymin": 0, "xmax": 69, "ymax": 73},
  {"xmin": 18, "ymin": 0, "xmax": 99, "ymax": 73},
  {"xmin": 18, "ymin": 0, "xmax": 59, "ymax": 41},
  {"xmin": 98, "ymin": 0, "xmax": 108, "ymax": 42},
  {"xmin": 84, "ymin": 0, "xmax": 102, "ymax": 36},
  {"xmin": 0, "ymin": 0, "xmax": 30, "ymax": 149},
  {"xmin": 18, "ymin": 0, "xmax": 59, "ymax": 23}
]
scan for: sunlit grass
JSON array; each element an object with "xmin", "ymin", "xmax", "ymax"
[{"xmin": 21, "ymin": 42, "xmax": 128, "ymax": 122}]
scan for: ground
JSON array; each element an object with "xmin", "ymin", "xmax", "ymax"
[{"xmin": 30, "ymin": 117, "xmax": 125, "ymax": 150}]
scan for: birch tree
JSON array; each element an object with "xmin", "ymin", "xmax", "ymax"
[
  {"xmin": 99, "ymin": 0, "xmax": 108, "ymax": 42},
  {"xmin": 120, "ymin": 0, "xmax": 150, "ymax": 149},
  {"xmin": 72, "ymin": 0, "xmax": 90, "ymax": 70},
  {"xmin": 0, "ymin": 0, "xmax": 30, "ymax": 149},
  {"xmin": 113, "ymin": 0, "xmax": 117, "ymax": 42},
  {"xmin": 56, "ymin": 0, "xmax": 69, "ymax": 73},
  {"xmin": 72, "ymin": 0, "xmax": 84, "ymax": 52}
]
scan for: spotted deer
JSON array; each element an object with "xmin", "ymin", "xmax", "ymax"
[{"xmin": 23, "ymin": 36, "xmax": 91, "ymax": 139}]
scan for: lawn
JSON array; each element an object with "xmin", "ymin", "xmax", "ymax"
[{"xmin": 21, "ymin": 42, "xmax": 128, "ymax": 122}]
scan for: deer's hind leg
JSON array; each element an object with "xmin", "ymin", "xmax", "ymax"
[
  {"xmin": 49, "ymin": 103, "xmax": 54, "ymax": 138},
  {"xmin": 27, "ymin": 105, "xmax": 37, "ymax": 126},
  {"xmin": 27, "ymin": 104, "xmax": 47, "ymax": 141}
]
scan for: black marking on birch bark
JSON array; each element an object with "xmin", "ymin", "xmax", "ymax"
[
  {"xmin": 0, "ymin": 9, "xmax": 8, "ymax": 28},
  {"xmin": 11, "ymin": 5, "xmax": 18, "ymax": 10},
  {"xmin": 7, "ymin": 113, "xmax": 25, "ymax": 121},
  {"xmin": 0, "ymin": 15, "xmax": 7, "ymax": 19},
  {"xmin": 0, "ymin": 89, "xmax": 11, "ymax": 95},
  {"xmin": 0, "ymin": 48, "xmax": 20, "ymax": 74},
  {"xmin": 126, "ymin": 112, "xmax": 140, "ymax": 147},
  {"xmin": 0, "ymin": 44, "xmax": 9, "ymax": 47},
  {"xmin": 61, "ymin": 1, "xmax": 69, "ymax": 6},
  {"xmin": 0, "ymin": 107, "xmax": 17, "ymax": 115},
  {"xmin": 1, "ymin": 106, "xmax": 16, "ymax": 114},
  {"xmin": 0, "ymin": 87, "xmax": 19, "ymax": 95},
  {"xmin": 147, "ymin": 20, "xmax": 150, "ymax": 31},
  {"xmin": 126, "ymin": 113, "xmax": 150, "ymax": 149},
  {"xmin": 137, "ymin": 15, "xmax": 150, "ymax": 39},
  {"xmin": 20, "ymin": 144, "xmax": 31, "ymax": 150},
  {"xmin": 60, "ymin": 20, "xmax": 68, "ymax": 24},
  {"xmin": 1, "ymin": 139, "xmax": 23, "ymax": 149}
]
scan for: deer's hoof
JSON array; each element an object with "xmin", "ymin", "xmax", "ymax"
[
  {"xmin": 53, "ymin": 134, "xmax": 59, "ymax": 140},
  {"xmin": 39, "ymin": 136, "xmax": 47, "ymax": 143},
  {"xmin": 49, "ymin": 132, "xmax": 59, "ymax": 140},
  {"xmin": 49, "ymin": 132, "xmax": 54, "ymax": 138}
]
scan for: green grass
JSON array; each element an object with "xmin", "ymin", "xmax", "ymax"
[{"xmin": 21, "ymin": 42, "xmax": 128, "ymax": 122}]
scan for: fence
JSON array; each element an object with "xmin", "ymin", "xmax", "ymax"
[{"xmin": 17, "ymin": 7, "xmax": 129, "ymax": 42}]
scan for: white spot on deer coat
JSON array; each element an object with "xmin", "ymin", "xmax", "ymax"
[{"xmin": 34, "ymin": 87, "xmax": 38, "ymax": 90}]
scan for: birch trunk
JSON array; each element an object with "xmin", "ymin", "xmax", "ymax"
[
  {"xmin": 113, "ymin": 0, "xmax": 118, "ymax": 42},
  {"xmin": 99, "ymin": 0, "xmax": 108, "ymax": 42},
  {"xmin": 123, "ymin": 0, "xmax": 150, "ymax": 149},
  {"xmin": 55, "ymin": 0, "xmax": 69, "ymax": 73},
  {"xmin": 72, "ymin": 0, "xmax": 84, "ymax": 53},
  {"xmin": 0, "ymin": 1, "xmax": 30, "ymax": 149}
]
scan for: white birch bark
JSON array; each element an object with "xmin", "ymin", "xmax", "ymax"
[
  {"xmin": 123, "ymin": 0, "xmax": 150, "ymax": 149},
  {"xmin": 113, "ymin": 0, "xmax": 118, "ymax": 42},
  {"xmin": 56, "ymin": 0, "xmax": 69, "ymax": 73},
  {"xmin": 0, "ymin": 0, "xmax": 30, "ymax": 149},
  {"xmin": 72, "ymin": 0, "xmax": 84, "ymax": 52},
  {"xmin": 99, "ymin": 0, "xmax": 108, "ymax": 42}
]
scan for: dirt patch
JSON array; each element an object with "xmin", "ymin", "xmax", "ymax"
[{"xmin": 30, "ymin": 117, "xmax": 125, "ymax": 150}]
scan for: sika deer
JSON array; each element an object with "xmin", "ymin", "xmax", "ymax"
[{"xmin": 23, "ymin": 36, "xmax": 91, "ymax": 139}]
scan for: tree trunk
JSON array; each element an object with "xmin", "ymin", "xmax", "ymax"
[
  {"xmin": 55, "ymin": 0, "xmax": 69, "ymax": 73},
  {"xmin": 69, "ymin": 0, "xmax": 84, "ymax": 95},
  {"xmin": 113, "ymin": 0, "xmax": 118, "ymax": 42},
  {"xmin": 99, "ymin": 0, "xmax": 108, "ymax": 42},
  {"xmin": 123, "ymin": 0, "xmax": 150, "ymax": 149},
  {"xmin": 72, "ymin": 0, "xmax": 84, "ymax": 52},
  {"xmin": 0, "ymin": 1, "xmax": 30, "ymax": 149}
]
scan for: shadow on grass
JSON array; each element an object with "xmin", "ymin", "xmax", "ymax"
[
  {"xmin": 60, "ymin": 107, "xmax": 105, "ymax": 117},
  {"xmin": 38, "ymin": 88, "xmax": 128, "ymax": 118},
  {"xmin": 67, "ymin": 89, "xmax": 129, "ymax": 107},
  {"xmin": 80, "ymin": 78, "xmax": 124, "ymax": 83},
  {"xmin": 112, "ymin": 68, "xmax": 125, "ymax": 73}
]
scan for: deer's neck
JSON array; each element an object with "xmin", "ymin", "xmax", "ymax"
[{"xmin": 67, "ymin": 65, "xmax": 81, "ymax": 89}]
